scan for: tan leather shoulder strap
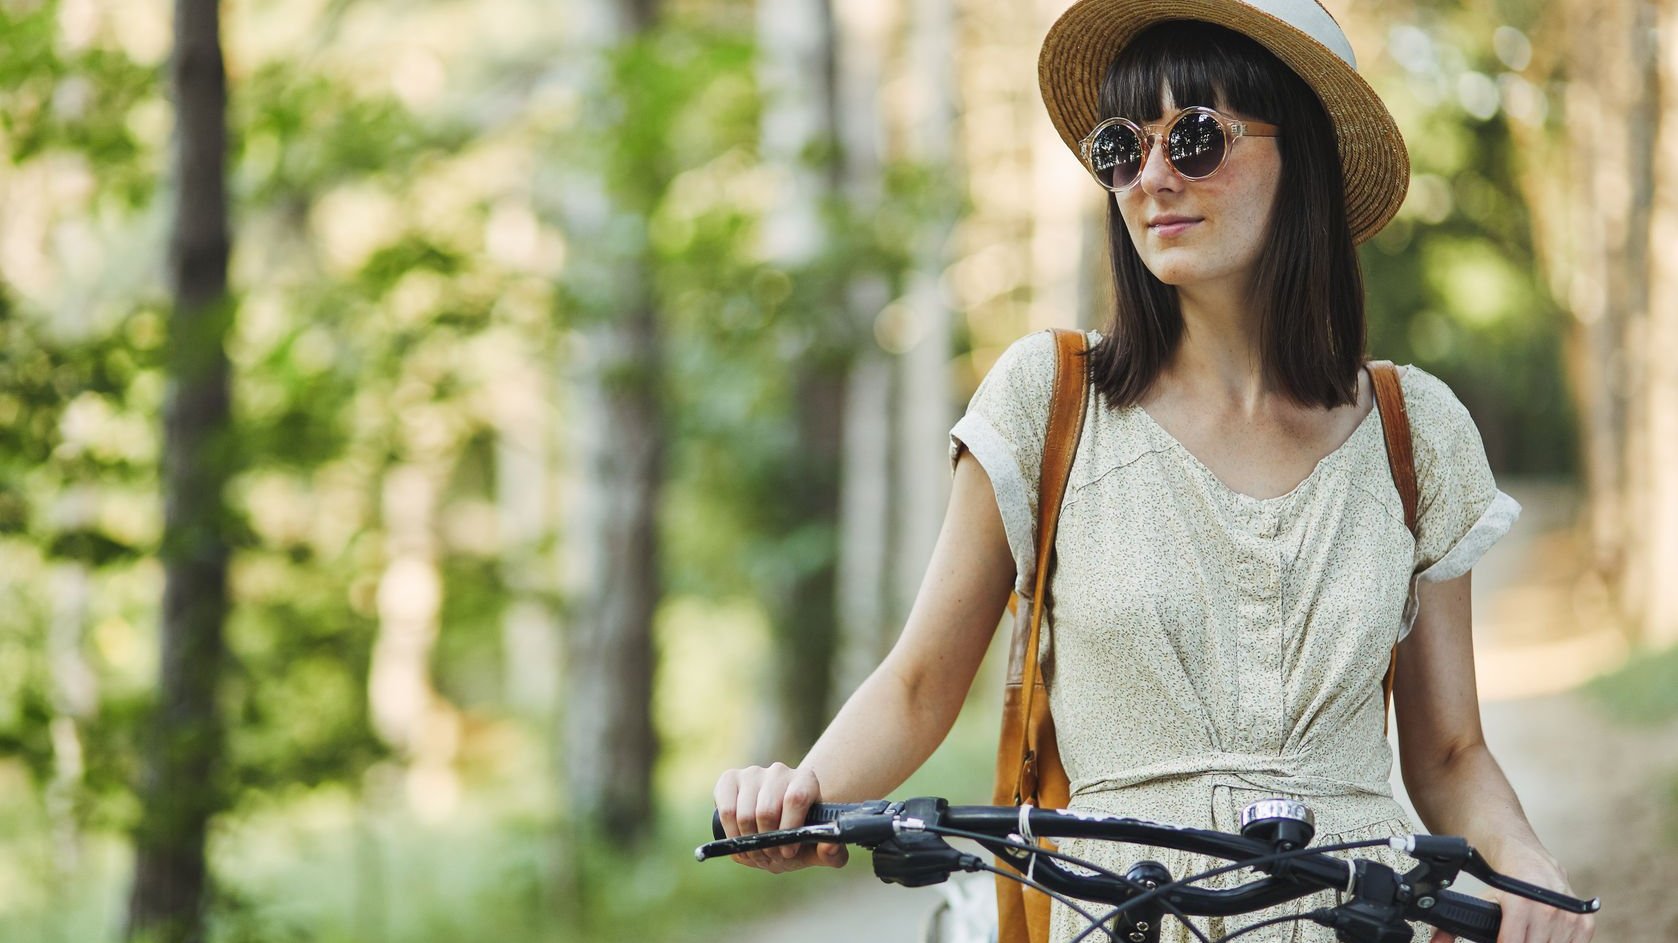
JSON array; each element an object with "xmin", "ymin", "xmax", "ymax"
[
  {"xmin": 1013, "ymin": 328, "xmax": 1089, "ymax": 800},
  {"xmin": 1367, "ymin": 360, "xmax": 1418, "ymax": 534},
  {"xmin": 1366, "ymin": 359, "xmax": 1416, "ymax": 736}
]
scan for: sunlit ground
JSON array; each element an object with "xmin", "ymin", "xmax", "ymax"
[{"xmin": 1470, "ymin": 481, "xmax": 1632, "ymax": 701}]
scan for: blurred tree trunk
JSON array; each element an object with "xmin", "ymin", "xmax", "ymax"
[
  {"xmin": 565, "ymin": 312, "xmax": 663, "ymax": 844},
  {"xmin": 1642, "ymin": 0, "xmax": 1678, "ymax": 643},
  {"xmin": 1513, "ymin": 0, "xmax": 1673, "ymax": 643},
  {"xmin": 126, "ymin": 0, "xmax": 233, "ymax": 939},
  {"xmin": 831, "ymin": 1, "xmax": 895, "ymax": 705},
  {"xmin": 890, "ymin": 0, "xmax": 958, "ymax": 623},
  {"xmin": 558, "ymin": 0, "xmax": 663, "ymax": 848},
  {"xmin": 754, "ymin": 0, "xmax": 845, "ymax": 759},
  {"xmin": 1026, "ymin": 0, "xmax": 1093, "ymax": 335}
]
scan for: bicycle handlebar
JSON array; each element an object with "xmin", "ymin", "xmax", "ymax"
[{"xmin": 698, "ymin": 798, "xmax": 1599, "ymax": 943}]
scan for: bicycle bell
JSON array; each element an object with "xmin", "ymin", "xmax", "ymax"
[{"xmin": 1238, "ymin": 798, "xmax": 1316, "ymax": 850}]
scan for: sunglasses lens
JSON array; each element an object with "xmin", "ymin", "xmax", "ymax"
[
  {"xmin": 1089, "ymin": 122, "xmax": 1143, "ymax": 189},
  {"xmin": 1168, "ymin": 111, "xmax": 1226, "ymax": 178}
]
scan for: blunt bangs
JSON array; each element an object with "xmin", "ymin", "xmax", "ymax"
[{"xmin": 1098, "ymin": 19, "xmax": 1295, "ymax": 125}]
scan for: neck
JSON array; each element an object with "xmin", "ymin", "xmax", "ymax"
[{"xmin": 1164, "ymin": 281, "xmax": 1273, "ymax": 415}]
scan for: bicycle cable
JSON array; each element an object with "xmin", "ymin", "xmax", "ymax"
[
  {"xmin": 971, "ymin": 861, "xmax": 1108, "ymax": 934},
  {"xmin": 927, "ymin": 825, "xmax": 1211, "ymax": 943},
  {"xmin": 923, "ymin": 825, "xmax": 1144, "ymax": 888},
  {"xmin": 1067, "ymin": 837, "xmax": 1391, "ymax": 943}
]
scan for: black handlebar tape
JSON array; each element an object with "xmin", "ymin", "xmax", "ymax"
[
  {"xmin": 1422, "ymin": 889, "xmax": 1502, "ymax": 943},
  {"xmin": 710, "ymin": 801, "xmax": 883, "ymax": 841}
]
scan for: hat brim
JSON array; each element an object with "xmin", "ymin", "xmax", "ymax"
[{"xmin": 1039, "ymin": 0, "xmax": 1409, "ymax": 245}]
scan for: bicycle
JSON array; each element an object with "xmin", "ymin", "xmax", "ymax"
[{"xmin": 696, "ymin": 796, "xmax": 1600, "ymax": 943}]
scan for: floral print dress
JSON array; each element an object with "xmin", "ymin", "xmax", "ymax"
[{"xmin": 948, "ymin": 330, "xmax": 1520, "ymax": 943}]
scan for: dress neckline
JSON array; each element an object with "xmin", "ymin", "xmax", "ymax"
[{"xmin": 1131, "ymin": 389, "xmax": 1383, "ymax": 507}]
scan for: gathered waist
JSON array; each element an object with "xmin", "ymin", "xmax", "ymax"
[{"xmin": 1069, "ymin": 750, "xmax": 1394, "ymax": 804}]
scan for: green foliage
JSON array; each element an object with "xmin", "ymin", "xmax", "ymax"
[
  {"xmin": 1584, "ymin": 645, "xmax": 1678, "ymax": 727},
  {"xmin": 0, "ymin": 299, "xmax": 164, "ymax": 827},
  {"xmin": 0, "ymin": 0, "xmax": 1589, "ymax": 940},
  {"xmin": 223, "ymin": 566, "xmax": 385, "ymax": 794},
  {"xmin": 0, "ymin": 2, "xmax": 160, "ymax": 208},
  {"xmin": 236, "ymin": 64, "xmax": 454, "ymax": 201},
  {"xmin": 1361, "ymin": 4, "xmax": 1574, "ymax": 476},
  {"xmin": 0, "ymin": 0, "xmax": 518, "ymax": 841}
]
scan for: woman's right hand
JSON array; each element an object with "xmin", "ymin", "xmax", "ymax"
[{"xmin": 713, "ymin": 762, "xmax": 849, "ymax": 872}]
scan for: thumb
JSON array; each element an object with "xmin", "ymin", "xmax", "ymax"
[{"xmin": 1427, "ymin": 930, "xmax": 1453, "ymax": 943}]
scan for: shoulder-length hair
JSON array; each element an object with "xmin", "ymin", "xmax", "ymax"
[{"xmin": 1085, "ymin": 20, "xmax": 1365, "ymax": 410}]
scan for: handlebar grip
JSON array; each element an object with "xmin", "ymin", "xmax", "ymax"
[
  {"xmin": 711, "ymin": 801, "xmax": 886, "ymax": 841},
  {"xmin": 1422, "ymin": 889, "xmax": 1501, "ymax": 943}
]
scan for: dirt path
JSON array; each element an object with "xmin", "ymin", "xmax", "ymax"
[
  {"xmin": 1451, "ymin": 482, "xmax": 1678, "ymax": 940},
  {"xmin": 722, "ymin": 481, "xmax": 1678, "ymax": 942}
]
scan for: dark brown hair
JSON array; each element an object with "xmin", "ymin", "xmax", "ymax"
[{"xmin": 1085, "ymin": 20, "xmax": 1365, "ymax": 409}]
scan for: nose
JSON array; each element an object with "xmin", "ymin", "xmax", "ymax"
[{"xmin": 1136, "ymin": 132, "xmax": 1182, "ymax": 193}]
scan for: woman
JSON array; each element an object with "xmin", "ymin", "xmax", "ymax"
[{"xmin": 714, "ymin": 2, "xmax": 1593, "ymax": 941}]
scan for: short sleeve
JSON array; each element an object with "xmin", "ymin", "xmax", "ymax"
[
  {"xmin": 948, "ymin": 330, "xmax": 1060, "ymax": 594},
  {"xmin": 1401, "ymin": 366, "xmax": 1522, "ymax": 583}
]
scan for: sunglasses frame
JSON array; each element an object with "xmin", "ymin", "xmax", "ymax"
[{"xmin": 1077, "ymin": 105, "xmax": 1282, "ymax": 193}]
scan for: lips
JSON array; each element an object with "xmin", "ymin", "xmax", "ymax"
[{"xmin": 1148, "ymin": 216, "xmax": 1201, "ymax": 237}]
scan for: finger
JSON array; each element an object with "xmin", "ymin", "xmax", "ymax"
[
  {"xmin": 733, "ymin": 767, "xmax": 761, "ymax": 837},
  {"xmin": 1426, "ymin": 929, "xmax": 1451, "ymax": 943},
  {"xmin": 756, "ymin": 763, "xmax": 793, "ymax": 863},
  {"xmin": 717, "ymin": 768, "xmax": 758, "ymax": 869},
  {"xmin": 778, "ymin": 767, "xmax": 818, "ymax": 860},
  {"xmin": 1554, "ymin": 911, "xmax": 1590, "ymax": 943},
  {"xmin": 733, "ymin": 768, "xmax": 776, "ymax": 869},
  {"xmin": 1495, "ymin": 899, "xmax": 1530, "ymax": 943},
  {"xmin": 1528, "ymin": 905, "xmax": 1564, "ymax": 943},
  {"xmin": 755, "ymin": 765, "xmax": 792, "ymax": 865},
  {"xmin": 714, "ymin": 769, "xmax": 742, "ymax": 839}
]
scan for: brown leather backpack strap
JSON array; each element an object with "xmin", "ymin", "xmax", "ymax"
[
  {"xmin": 1012, "ymin": 328, "xmax": 1089, "ymax": 803},
  {"xmin": 1367, "ymin": 360, "xmax": 1416, "ymax": 735}
]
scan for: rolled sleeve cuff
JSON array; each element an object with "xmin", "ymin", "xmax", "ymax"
[
  {"xmin": 1418, "ymin": 489, "xmax": 1522, "ymax": 584},
  {"xmin": 1398, "ymin": 490, "xmax": 1521, "ymax": 643}
]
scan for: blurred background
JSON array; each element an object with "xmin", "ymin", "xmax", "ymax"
[{"xmin": 1, "ymin": 0, "xmax": 1676, "ymax": 941}]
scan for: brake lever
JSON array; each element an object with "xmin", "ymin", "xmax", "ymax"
[
  {"xmin": 1389, "ymin": 835, "xmax": 1600, "ymax": 915},
  {"xmin": 694, "ymin": 821, "xmax": 840, "ymax": 861},
  {"xmin": 1463, "ymin": 849, "xmax": 1601, "ymax": 914}
]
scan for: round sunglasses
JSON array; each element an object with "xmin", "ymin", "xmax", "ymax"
[{"xmin": 1078, "ymin": 106, "xmax": 1281, "ymax": 192}]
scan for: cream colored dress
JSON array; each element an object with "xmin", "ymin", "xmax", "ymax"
[{"xmin": 948, "ymin": 329, "xmax": 1520, "ymax": 943}]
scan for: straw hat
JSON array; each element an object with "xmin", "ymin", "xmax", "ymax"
[{"xmin": 1038, "ymin": 0, "xmax": 1409, "ymax": 245}]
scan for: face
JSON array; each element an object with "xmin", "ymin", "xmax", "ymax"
[{"xmin": 1112, "ymin": 87, "xmax": 1282, "ymax": 292}]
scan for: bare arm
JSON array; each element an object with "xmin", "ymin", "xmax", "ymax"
[
  {"xmin": 799, "ymin": 448, "xmax": 1017, "ymax": 796},
  {"xmin": 1394, "ymin": 571, "xmax": 1593, "ymax": 942},
  {"xmin": 713, "ymin": 449, "xmax": 1016, "ymax": 870}
]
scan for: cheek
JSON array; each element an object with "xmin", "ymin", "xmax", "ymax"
[
  {"xmin": 1245, "ymin": 161, "xmax": 1283, "ymax": 220},
  {"xmin": 1114, "ymin": 193, "xmax": 1133, "ymax": 221},
  {"xmin": 1115, "ymin": 197, "xmax": 1145, "ymax": 237}
]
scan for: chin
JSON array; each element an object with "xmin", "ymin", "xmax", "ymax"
[{"xmin": 1141, "ymin": 259, "xmax": 1200, "ymax": 285}]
